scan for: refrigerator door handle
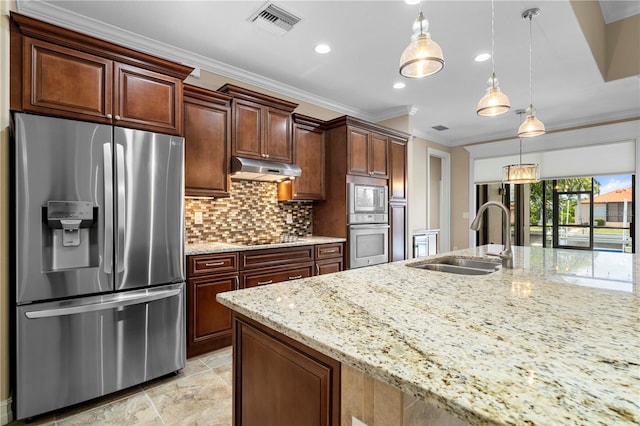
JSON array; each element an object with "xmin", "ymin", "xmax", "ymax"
[
  {"xmin": 103, "ymin": 143, "xmax": 114, "ymax": 274},
  {"xmin": 115, "ymin": 144, "xmax": 126, "ymax": 272},
  {"xmin": 24, "ymin": 288, "xmax": 182, "ymax": 319}
]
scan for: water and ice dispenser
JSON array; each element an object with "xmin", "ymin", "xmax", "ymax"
[{"xmin": 43, "ymin": 201, "xmax": 98, "ymax": 271}]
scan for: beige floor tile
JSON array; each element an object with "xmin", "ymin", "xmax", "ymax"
[
  {"xmin": 200, "ymin": 347, "xmax": 232, "ymax": 375},
  {"xmin": 143, "ymin": 357, "xmax": 209, "ymax": 391},
  {"xmin": 145, "ymin": 370, "xmax": 232, "ymax": 425},
  {"xmin": 55, "ymin": 393, "xmax": 162, "ymax": 426}
]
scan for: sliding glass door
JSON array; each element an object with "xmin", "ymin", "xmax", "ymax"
[{"xmin": 475, "ymin": 174, "xmax": 634, "ymax": 253}]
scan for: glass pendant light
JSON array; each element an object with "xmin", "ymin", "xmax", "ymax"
[
  {"xmin": 518, "ymin": 8, "xmax": 545, "ymax": 137},
  {"xmin": 399, "ymin": 3, "xmax": 444, "ymax": 78},
  {"xmin": 504, "ymin": 109, "xmax": 540, "ymax": 183},
  {"xmin": 477, "ymin": 0, "xmax": 510, "ymax": 116}
]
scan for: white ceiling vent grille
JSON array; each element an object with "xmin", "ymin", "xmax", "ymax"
[{"xmin": 249, "ymin": 2, "xmax": 301, "ymax": 36}]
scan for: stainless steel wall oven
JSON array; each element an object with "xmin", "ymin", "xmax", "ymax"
[{"xmin": 348, "ymin": 183, "xmax": 389, "ymax": 268}]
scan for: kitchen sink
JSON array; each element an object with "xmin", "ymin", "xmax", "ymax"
[
  {"xmin": 406, "ymin": 256, "xmax": 501, "ymax": 275},
  {"xmin": 436, "ymin": 257, "xmax": 501, "ymax": 271}
]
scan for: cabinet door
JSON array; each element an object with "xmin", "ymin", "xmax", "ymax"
[
  {"xmin": 232, "ymin": 99, "xmax": 262, "ymax": 159},
  {"xmin": 292, "ymin": 124, "xmax": 325, "ymax": 200},
  {"xmin": 369, "ymin": 132, "xmax": 389, "ymax": 178},
  {"xmin": 390, "ymin": 202, "xmax": 407, "ymax": 262},
  {"xmin": 316, "ymin": 258, "xmax": 343, "ymax": 275},
  {"xmin": 265, "ymin": 107, "xmax": 292, "ymax": 162},
  {"xmin": 389, "ymin": 138, "xmax": 407, "ymax": 201},
  {"xmin": 187, "ymin": 274, "xmax": 237, "ymax": 357},
  {"xmin": 114, "ymin": 62, "xmax": 182, "ymax": 135},
  {"xmin": 234, "ymin": 316, "xmax": 341, "ymax": 426},
  {"xmin": 23, "ymin": 37, "xmax": 113, "ymax": 121},
  {"xmin": 184, "ymin": 96, "xmax": 231, "ymax": 197},
  {"xmin": 347, "ymin": 126, "xmax": 369, "ymax": 176}
]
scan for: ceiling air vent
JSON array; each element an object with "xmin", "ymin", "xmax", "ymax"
[
  {"xmin": 432, "ymin": 125, "xmax": 449, "ymax": 131},
  {"xmin": 249, "ymin": 2, "xmax": 302, "ymax": 36}
]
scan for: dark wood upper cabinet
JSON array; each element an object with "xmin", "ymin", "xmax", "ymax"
[
  {"xmin": 219, "ymin": 84, "xmax": 298, "ymax": 163},
  {"xmin": 114, "ymin": 63, "xmax": 183, "ymax": 134},
  {"xmin": 389, "ymin": 137, "xmax": 408, "ymax": 201},
  {"xmin": 22, "ymin": 37, "xmax": 113, "ymax": 121},
  {"xmin": 11, "ymin": 13, "xmax": 192, "ymax": 135},
  {"xmin": 183, "ymin": 85, "xmax": 232, "ymax": 198},
  {"xmin": 278, "ymin": 114, "xmax": 326, "ymax": 201},
  {"xmin": 346, "ymin": 125, "xmax": 389, "ymax": 178}
]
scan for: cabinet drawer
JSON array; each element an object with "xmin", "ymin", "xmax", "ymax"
[
  {"xmin": 240, "ymin": 262, "xmax": 314, "ymax": 289},
  {"xmin": 240, "ymin": 246, "xmax": 314, "ymax": 270},
  {"xmin": 188, "ymin": 253, "xmax": 238, "ymax": 276},
  {"xmin": 315, "ymin": 243, "xmax": 343, "ymax": 260}
]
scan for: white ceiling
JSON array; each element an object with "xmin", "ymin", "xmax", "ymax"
[{"xmin": 16, "ymin": 0, "xmax": 640, "ymax": 147}]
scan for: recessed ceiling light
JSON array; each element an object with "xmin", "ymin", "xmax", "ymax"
[
  {"xmin": 405, "ymin": 0, "xmax": 421, "ymax": 4},
  {"xmin": 314, "ymin": 44, "xmax": 331, "ymax": 54},
  {"xmin": 393, "ymin": 82, "xmax": 406, "ymax": 89},
  {"xmin": 474, "ymin": 53, "xmax": 491, "ymax": 62}
]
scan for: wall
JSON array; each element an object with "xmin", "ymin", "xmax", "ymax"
[
  {"xmin": 429, "ymin": 156, "xmax": 441, "ymax": 229},
  {"xmin": 185, "ymin": 180, "xmax": 312, "ymax": 244},
  {"xmin": 450, "ymin": 146, "xmax": 471, "ymax": 251},
  {"xmin": 185, "ymin": 70, "xmax": 342, "ymax": 121},
  {"xmin": 0, "ymin": 1, "xmax": 13, "ymax": 423}
]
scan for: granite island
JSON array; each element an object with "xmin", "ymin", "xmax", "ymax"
[{"xmin": 217, "ymin": 245, "xmax": 639, "ymax": 425}]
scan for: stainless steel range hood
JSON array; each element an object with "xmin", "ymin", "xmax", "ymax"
[{"xmin": 230, "ymin": 156, "xmax": 302, "ymax": 182}]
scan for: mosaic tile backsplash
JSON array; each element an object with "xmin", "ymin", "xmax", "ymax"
[{"xmin": 185, "ymin": 180, "xmax": 313, "ymax": 244}]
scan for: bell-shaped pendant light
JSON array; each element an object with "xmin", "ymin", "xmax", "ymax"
[
  {"xmin": 518, "ymin": 105, "xmax": 545, "ymax": 137},
  {"xmin": 477, "ymin": 0, "xmax": 510, "ymax": 116},
  {"xmin": 504, "ymin": 109, "xmax": 540, "ymax": 183},
  {"xmin": 477, "ymin": 73, "xmax": 511, "ymax": 116},
  {"xmin": 399, "ymin": 6, "xmax": 444, "ymax": 78},
  {"xmin": 518, "ymin": 8, "xmax": 545, "ymax": 137}
]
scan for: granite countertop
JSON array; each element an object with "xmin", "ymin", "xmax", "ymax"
[
  {"xmin": 185, "ymin": 236, "xmax": 346, "ymax": 256},
  {"xmin": 217, "ymin": 245, "xmax": 639, "ymax": 426}
]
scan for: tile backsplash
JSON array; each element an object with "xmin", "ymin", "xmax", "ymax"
[{"xmin": 185, "ymin": 180, "xmax": 313, "ymax": 244}]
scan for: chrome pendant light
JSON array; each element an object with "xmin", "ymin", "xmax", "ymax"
[
  {"xmin": 518, "ymin": 8, "xmax": 545, "ymax": 137},
  {"xmin": 477, "ymin": 0, "xmax": 510, "ymax": 116},
  {"xmin": 504, "ymin": 109, "xmax": 540, "ymax": 183},
  {"xmin": 399, "ymin": 2, "xmax": 444, "ymax": 78}
]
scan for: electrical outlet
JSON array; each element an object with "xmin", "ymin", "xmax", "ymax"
[
  {"xmin": 462, "ymin": 212, "xmax": 469, "ymax": 219},
  {"xmin": 286, "ymin": 213, "xmax": 293, "ymax": 224},
  {"xmin": 194, "ymin": 211, "xmax": 203, "ymax": 225}
]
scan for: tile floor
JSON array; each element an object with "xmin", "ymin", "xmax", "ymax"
[{"xmin": 9, "ymin": 347, "xmax": 233, "ymax": 426}]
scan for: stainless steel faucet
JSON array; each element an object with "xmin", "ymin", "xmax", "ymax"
[{"xmin": 470, "ymin": 201, "xmax": 514, "ymax": 268}]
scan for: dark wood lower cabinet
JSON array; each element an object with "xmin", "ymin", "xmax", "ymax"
[
  {"xmin": 233, "ymin": 314, "xmax": 341, "ymax": 426},
  {"xmin": 187, "ymin": 273, "xmax": 238, "ymax": 358},
  {"xmin": 187, "ymin": 243, "xmax": 343, "ymax": 357}
]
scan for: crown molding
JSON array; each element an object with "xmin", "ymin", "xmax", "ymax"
[{"xmin": 16, "ymin": 0, "xmax": 375, "ymax": 122}]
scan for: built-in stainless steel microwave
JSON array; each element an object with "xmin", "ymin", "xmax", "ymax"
[{"xmin": 347, "ymin": 183, "xmax": 388, "ymax": 224}]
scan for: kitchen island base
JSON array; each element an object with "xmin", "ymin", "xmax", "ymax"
[{"xmin": 232, "ymin": 313, "xmax": 469, "ymax": 426}]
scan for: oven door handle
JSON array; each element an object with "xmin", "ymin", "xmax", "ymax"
[{"xmin": 349, "ymin": 224, "xmax": 390, "ymax": 229}]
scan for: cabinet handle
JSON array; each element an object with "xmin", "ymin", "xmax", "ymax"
[
  {"xmin": 257, "ymin": 280, "xmax": 273, "ymax": 286},
  {"xmin": 325, "ymin": 249, "xmax": 337, "ymax": 253},
  {"xmin": 235, "ymin": 276, "xmax": 239, "ymax": 290},
  {"xmin": 106, "ymin": 113, "xmax": 112, "ymax": 119},
  {"xmin": 115, "ymin": 115, "xmax": 121, "ymax": 120},
  {"xmin": 205, "ymin": 262, "xmax": 225, "ymax": 267},
  {"xmin": 265, "ymin": 154, "xmax": 270, "ymax": 158},
  {"xmin": 315, "ymin": 264, "xmax": 320, "ymax": 275},
  {"xmin": 288, "ymin": 275, "xmax": 302, "ymax": 280}
]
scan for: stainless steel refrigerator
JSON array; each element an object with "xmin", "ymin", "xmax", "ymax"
[{"xmin": 12, "ymin": 113, "xmax": 186, "ymax": 420}]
